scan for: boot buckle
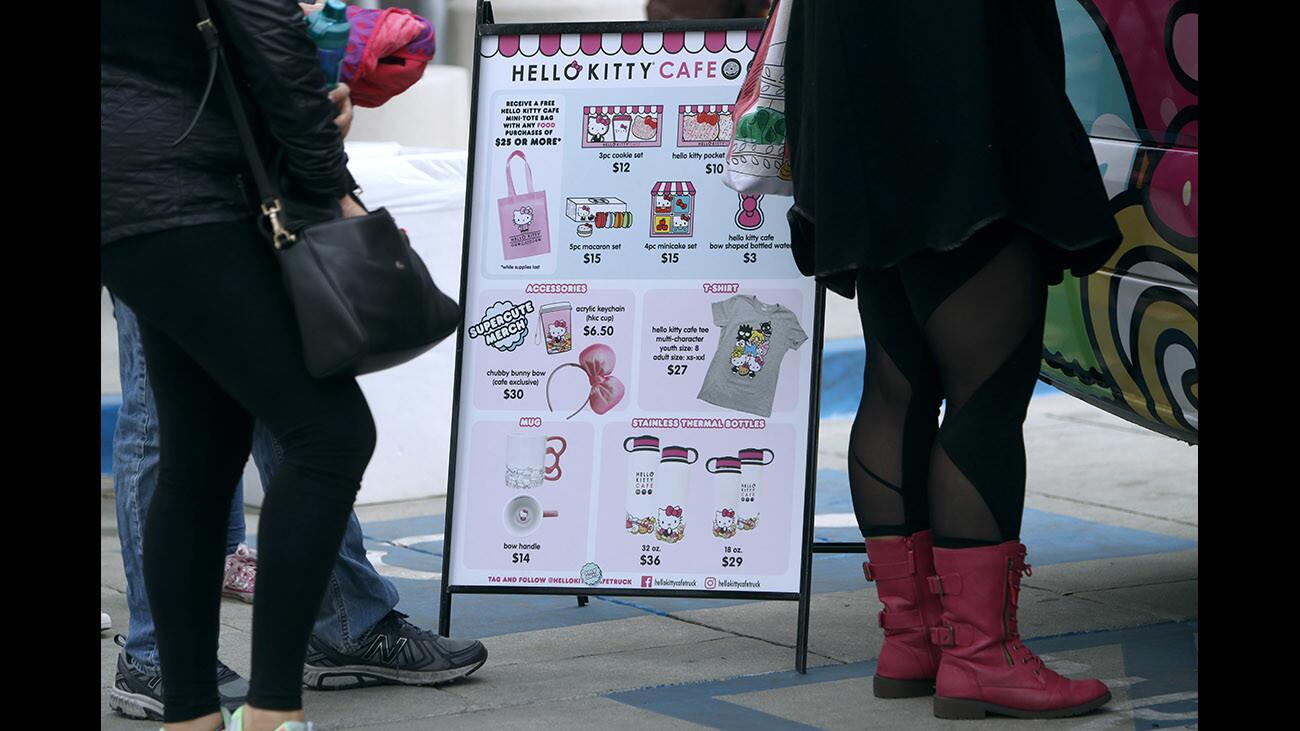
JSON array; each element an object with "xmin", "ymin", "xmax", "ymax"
[
  {"xmin": 863, "ymin": 554, "xmax": 916, "ymax": 582},
  {"xmin": 930, "ymin": 624, "xmax": 958, "ymax": 647},
  {"xmin": 927, "ymin": 573, "xmax": 962, "ymax": 596}
]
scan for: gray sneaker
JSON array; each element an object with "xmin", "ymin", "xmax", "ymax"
[
  {"xmin": 108, "ymin": 635, "xmax": 249, "ymax": 721},
  {"xmin": 302, "ymin": 611, "xmax": 488, "ymax": 690}
]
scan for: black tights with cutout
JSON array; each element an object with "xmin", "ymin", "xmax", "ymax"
[{"xmin": 849, "ymin": 223, "xmax": 1048, "ymax": 549}]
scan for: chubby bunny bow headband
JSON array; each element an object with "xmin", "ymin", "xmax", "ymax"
[{"xmin": 546, "ymin": 343, "xmax": 625, "ymax": 419}]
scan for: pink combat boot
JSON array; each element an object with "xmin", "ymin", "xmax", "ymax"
[
  {"xmin": 929, "ymin": 540, "xmax": 1111, "ymax": 718},
  {"xmin": 863, "ymin": 529, "xmax": 946, "ymax": 697}
]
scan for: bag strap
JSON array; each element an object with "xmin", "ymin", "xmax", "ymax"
[
  {"xmin": 504, "ymin": 149, "xmax": 534, "ymax": 198},
  {"xmin": 185, "ymin": 0, "xmax": 297, "ymax": 248}
]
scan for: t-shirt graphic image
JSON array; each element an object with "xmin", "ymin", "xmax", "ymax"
[
  {"xmin": 729, "ymin": 321, "xmax": 772, "ymax": 379},
  {"xmin": 697, "ymin": 295, "xmax": 808, "ymax": 417}
]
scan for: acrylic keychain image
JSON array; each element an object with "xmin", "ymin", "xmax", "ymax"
[
  {"xmin": 497, "ymin": 150, "xmax": 551, "ymax": 260},
  {"xmin": 536, "ymin": 301, "xmax": 573, "ymax": 354}
]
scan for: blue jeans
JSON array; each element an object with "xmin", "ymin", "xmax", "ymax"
[{"xmin": 112, "ymin": 299, "xmax": 400, "ymax": 674}]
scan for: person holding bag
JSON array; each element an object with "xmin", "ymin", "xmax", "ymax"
[
  {"xmin": 100, "ymin": 1, "xmax": 450, "ymax": 729},
  {"xmin": 775, "ymin": 0, "xmax": 1122, "ymax": 720}
]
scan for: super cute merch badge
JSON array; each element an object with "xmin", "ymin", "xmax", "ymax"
[{"xmin": 498, "ymin": 150, "xmax": 552, "ymax": 260}]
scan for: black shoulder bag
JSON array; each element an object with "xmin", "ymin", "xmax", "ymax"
[{"xmin": 181, "ymin": 0, "xmax": 461, "ymax": 379}]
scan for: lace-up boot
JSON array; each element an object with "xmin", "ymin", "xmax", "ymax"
[{"xmin": 929, "ymin": 540, "xmax": 1111, "ymax": 719}]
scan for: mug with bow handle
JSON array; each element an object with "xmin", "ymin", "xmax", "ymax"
[
  {"xmin": 504, "ymin": 495, "xmax": 559, "ymax": 536},
  {"xmin": 505, "ymin": 433, "xmax": 567, "ymax": 489}
]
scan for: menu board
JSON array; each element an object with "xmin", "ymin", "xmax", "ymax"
[{"xmin": 445, "ymin": 27, "xmax": 817, "ymax": 596}]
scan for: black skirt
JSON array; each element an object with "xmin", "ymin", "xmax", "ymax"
[{"xmin": 783, "ymin": 0, "xmax": 1122, "ymax": 298}]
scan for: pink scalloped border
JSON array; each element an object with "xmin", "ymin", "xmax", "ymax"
[{"xmin": 484, "ymin": 31, "xmax": 762, "ymax": 58}]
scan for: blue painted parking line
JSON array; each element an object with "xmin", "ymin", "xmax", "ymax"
[
  {"xmin": 811, "ymin": 468, "xmax": 1197, "ymax": 567},
  {"xmin": 101, "ymin": 395, "xmax": 122, "ymax": 475},
  {"xmin": 608, "ymin": 621, "xmax": 1199, "ymax": 730}
]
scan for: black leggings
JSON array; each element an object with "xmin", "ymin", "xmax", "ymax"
[
  {"xmin": 101, "ymin": 220, "xmax": 376, "ymax": 721},
  {"xmin": 849, "ymin": 223, "xmax": 1048, "ymax": 549}
]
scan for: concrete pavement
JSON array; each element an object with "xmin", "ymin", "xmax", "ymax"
[{"xmin": 99, "ymin": 388, "xmax": 1197, "ymax": 730}]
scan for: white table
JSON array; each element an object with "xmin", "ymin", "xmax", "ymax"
[{"xmin": 244, "ymin": 142, "xmax": 468, "ymax": 506}]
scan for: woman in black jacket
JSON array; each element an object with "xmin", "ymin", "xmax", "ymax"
[{"xmin": 102, "ymin": 2, "xmax": 370, "ymax": 729}]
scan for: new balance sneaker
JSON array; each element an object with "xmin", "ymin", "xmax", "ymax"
[
  {"xmin": 227, "ymin": 705, "xmax": 313, "ymax": 731},
  {"xmin": 222, "ymin": 543, "xmax": 258, "ymax": 603},
  {"xmin": 302, "ymin": 611, "xmax": 488, "ymax": 690},
  {"xmin": 109, "ymin": 636, "xmax": 250, "ymax": 721}
]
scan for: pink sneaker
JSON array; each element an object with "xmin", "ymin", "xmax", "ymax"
[{"xmin": 222, "ymin": 544, "xmax": 257, "ymax": 603}]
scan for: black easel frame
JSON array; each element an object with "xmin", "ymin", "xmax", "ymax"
[{"xmin": 438, "ymin": 0, "xmax": 827, "ymax": 674}]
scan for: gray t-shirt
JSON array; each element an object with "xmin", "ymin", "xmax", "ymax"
[{"xmin": 696, "ymin": 295, "xmax": 808, "ymax": 417}]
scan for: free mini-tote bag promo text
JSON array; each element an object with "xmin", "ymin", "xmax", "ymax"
[{"xmin": 498, "ymin": 150, "xmax": 552, "ymax": 260}]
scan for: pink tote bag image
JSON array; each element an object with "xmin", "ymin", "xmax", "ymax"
[{"xmin": 498, "ymin": 150, "xmax": 552, "ymax": 260}]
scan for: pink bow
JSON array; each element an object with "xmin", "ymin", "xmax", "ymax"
[
  {"xmin": 578, "ymin": 343, "xmax": 624, "ymax": 415},
  {"xmin": 721, "ymin": 509, "xmax": 734, "ymax": 518},
  {"xmin": 665, "ymin": 505, "xmax": 682, "ymax": 518}
]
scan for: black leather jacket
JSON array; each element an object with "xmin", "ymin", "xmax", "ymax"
[{"xmin": 101, "ymin": 0, "xmax": 350, "ymax": 245}]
